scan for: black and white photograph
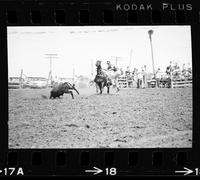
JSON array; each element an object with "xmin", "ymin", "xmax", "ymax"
[{"xmin": 8, "ymin": 26, "xmax": 192, "ymax": 148}]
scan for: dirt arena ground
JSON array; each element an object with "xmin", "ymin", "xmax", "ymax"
[{"xmin": 8, "ymin": 86, "xmax": 192, "ymax": 148}]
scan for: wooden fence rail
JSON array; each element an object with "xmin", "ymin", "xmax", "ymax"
[
  {"xmin": 171, "ymin": 80, "xmax": 192, "ymax": 88},
  {"xmin": 117, "ymin": 75, "xmax": 192, "ymax": 89},
  {"xmin": 117, "ymin": 76, "xmax": 128, "ymax": 88}
]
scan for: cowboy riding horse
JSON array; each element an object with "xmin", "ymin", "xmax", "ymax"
[{"xmin": 94, "ymin": 60, "xmax": 112, "ymax": 94}]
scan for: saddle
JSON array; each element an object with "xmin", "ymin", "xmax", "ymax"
[
  {"xmin": 94, "ymin": 74, "xmax": 105, "ymax": 83},
  {"xmin": 94, "ymin": 64, "xmax": 111, "ymax": 84}
]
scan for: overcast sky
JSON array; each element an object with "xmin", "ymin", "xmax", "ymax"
[{"xmin": 7, "ymin": 26, "xmax": 192, "ymax": 78}]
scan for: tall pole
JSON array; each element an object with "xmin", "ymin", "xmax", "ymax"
[
  {"xmin": 148, "ymin": 30, "xmax": 155, "ymax": 77},
  {"xmin": 148, "ymin": 30, "xmax": 157, "ymax": 88},
  {"xmin": 129, "ymin": 48, "xmax": 133, "ymax": 68}
]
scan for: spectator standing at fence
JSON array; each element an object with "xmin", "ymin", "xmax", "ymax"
[
  {"xmin": 173, "ymin": 62, "xmax": 180, "ymax": 77},
  {"xmin": 165, "ymin": 61, "xmax": 173, "ymax": 87},
  {"xmin": 141, "ymin": 67, "xmax": 145, "ymax": 88},
  {"xmin": 141, "ymin": 65, "xmax": 147, "ymax": 88},
  {"xmin": 132, "ymin": 68, "xmax": 138, "ymax": 87},
  {"xmin": 166, "ymin": 61, "xmax": 173, "ymax": 75},
  {"xmin": 182, "ymin": 63, "xmax": 186, "ymax": 73},
  {"xmin": 137, "ymin": 70, "xmax": 143, "ymax": 88},
  {"xmin": 125, "ymin": 66, "xmax": 131, "ymax": 76},
  {"xmin": 187, "ymin": 63, "xmax": 192, "ymax": 73},
  {"xmin": 174, "ymin": 62, "xmax": 179, "ymax": 69},
  {"xmin": 155, "ymin": 68, "xmax": 161, "ymax": 88},
  {"xmin": 181, "ymin": 63, "xmax": 187, "ymax": 80},
  {"xmin": 125, "ymin": 66, "xmax": 132, "ymax": 87},
  {"xmin": 182, "ymin": 63, "xmax": 186, "ymax": 72},
  {"xmin": 132, "ymin": 68, "xmax": 137, "ymax": 80},
  {"xmin": 186, "ymin": 63, "xmax": 192, "ymax": 80},
  {"xmin": 132, "ymin": 69, "xmax": 135, "ymax": 77}
]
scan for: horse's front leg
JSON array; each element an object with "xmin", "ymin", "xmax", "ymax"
[
  {"xmin": 100, "ymin": 82, "xmax": 105, "ymax": 94},
  {"xmin": 107, "ymin": 85, "xmax": 110, "ymax": 94},
  {"xmin": 115, "ymin": 78, "xmax": 120, "ymax": 92},
  {"xmin": 97, "ymin": 83, "xmax": 102, "ymax": 94},
  {"xmin": 95, "ymin": 83, "xmax": 99, "ymax": 93},
  {"xmin": 100, "ymin": 85, "xmax": 102, "ymax": 94}
]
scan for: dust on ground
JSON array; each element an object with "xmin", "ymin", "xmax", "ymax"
[{"xmin": 8, "ymin": 87, "xmax": 192, "ymax": 148}]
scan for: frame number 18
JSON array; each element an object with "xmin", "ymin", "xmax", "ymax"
[{"xmin": 105, "ymin": 168, "xmax": 117, "ymax": 175}]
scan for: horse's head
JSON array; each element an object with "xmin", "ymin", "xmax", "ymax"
[{"xmin": 95, "ymin": 60, "xmax": 101, "ymax": 67}]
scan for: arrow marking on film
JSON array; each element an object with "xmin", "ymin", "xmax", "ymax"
[
  {"xmin": 85, "ymin": 167, "xmax": 103, "ymax": 175},
  {"xmin": 175, "ymin": 167, "xmax": 193, "ymax": 176},
  {"xmin": 0, "ymin": 170, "xmax": 2, "ymax": 173}
]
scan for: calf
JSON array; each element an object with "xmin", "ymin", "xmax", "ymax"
[{"xmin": 50, "ymin": 82, "xmax": 79, "ymax": 99}]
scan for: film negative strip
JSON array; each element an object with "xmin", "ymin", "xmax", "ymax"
[{"xmin": 0, "ymin": 0, "xmax": 200, "ymax": 177}]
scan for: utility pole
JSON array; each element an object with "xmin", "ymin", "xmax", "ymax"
[
  {"xmin": 45, "ymin": 54, "xmax": 58, "ymax": 86},
  {"xmin": 129, "ymin": 48, "xmax": 133, "ymax": 68},
  {"xmin": 148, "ymin": 29, "xmax": 157, "ymax": 88},
  {"xmin": 111, "ymin": 56, "xmax": 122, "ymax": 67},
  {"xmin": 148, "ymin": 30, "xmax": 155, "ymax": 77}
]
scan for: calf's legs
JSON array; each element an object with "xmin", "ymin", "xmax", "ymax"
[{"xmin": 65, "ymin": 90, "xmax": 74, "ymax": 99}]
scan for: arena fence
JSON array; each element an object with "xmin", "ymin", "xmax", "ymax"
[
  {"xmin": 170, "ymin": 72, "xmax": 192, "ymax": 88},
  {"xmin": 117, "ymin": 76, "xmax": 128, "ymax": 88},
  {"xmin": 117, "ymin": 75, "xmax": 192, "ymax": 89},
  {"xmin": 171, "ymin": 79, "xmax": 192, "ymax": 88}
]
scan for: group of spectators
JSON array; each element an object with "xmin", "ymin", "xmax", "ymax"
[
  {"xmin": 124, "ymin": 65, "xmax": 149, "ymax": 88},
  {"xmin": 164, "ymin": 61, "xmax": 192, "ymax": 80},
  {"xmin": 122, "ymin": 61, "xmax": 192, "ymax": 88}
]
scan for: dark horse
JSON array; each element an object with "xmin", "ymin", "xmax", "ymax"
[{"xmin": 94, "ymin": 61, "xmax": 111, "ymax": 94}]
